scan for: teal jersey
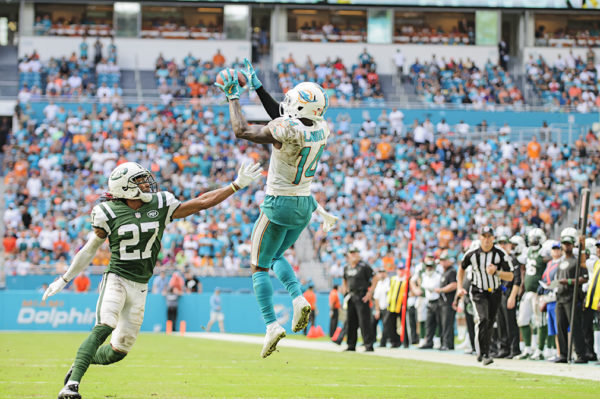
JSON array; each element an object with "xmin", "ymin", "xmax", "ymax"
[
  {"xmin": 91, "ymin": 192, "xmax": 181, "ymax": 283},
  {"xmin": 524, "ymin": 247, "xmax": 544, "ymax": 292}
]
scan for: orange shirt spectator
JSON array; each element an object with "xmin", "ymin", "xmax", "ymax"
[
  {"xmin": 382, "ymin": 254, "xmax": 395, "ymax": 272},
  {"xmin": 329, "ymin": 287, "xmax": 341, "ymax": 310},
  {"xmin": 3, "ymin": 234, "xmax": 17, "ymax": 253},
  {"xmin": 527, "ymin": 137, "xmax": 541, "ymax": 160},
  {"xmin": 73, "ymin": 274, "xmax": 91, "ymax": 293},
  {"xmin": 568, "ymin": 86, "xmax": 582, "ymax": 99},
  {"xmin": 594, "ymin": 210, "xmax": 600, "ymax": 227},
  {"xmin": 14, "ymin": 159, "xmax": 29, "ymax": 178},
  {"xmin": 303, "ymin": 286, "xmax": 317, "ymax": 308},
  {"xmin": 438, "ymin": 228, "xmax": 454, "ymax": 248},
  {"xmin": 53, "ymin": 237, "xmax": 70, "ymax": 255},
  {"xmin": 376, "ymin": 141, "xmax": 392, "ymax": 160},
  {"xmin": 520, "ymin": 198, "xmax": 532, "ymax": 213},
  {"xmin": 212, "ymin": 50, "xmax": 225, "ymax": 67},
  {"xmin": 169, "ymin": 272, "xmax": 185, "ymax": 292},
  {"xmin": 359, "ymin": 137, "xmax": 371, "ymax": 155}
]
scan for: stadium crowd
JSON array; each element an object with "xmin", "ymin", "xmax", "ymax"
[
  {"xmin": 276, "ymin": 50, "xmax": 384, "ymax": 105},
  {"xmin": 17, "ymin": 40, "xmax": 120, "ymax": 102},
  {"xmin": 409, "ymin": 56, "xmax": 524, "ymax": 108},
  {"xmin": 526, "ymin": 50, "xmax": 600, "ymax": 112}
]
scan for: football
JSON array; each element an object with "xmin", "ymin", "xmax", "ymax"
[{"xmin": 216, "ymin": 68, "xmax": 247, "ymax": 87}]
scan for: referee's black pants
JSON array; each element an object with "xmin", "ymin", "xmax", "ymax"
[
  {"xmin": 347, "ymin": 294, "xmax": 374, "ymax": 350},
  {"xmin": 329, "ymin": 308, "xmax": 339, "ymax": 338},
  {"xmin": 470, "ymin": 288, "xmax": 502, "ymax": 358},
  {"xmin": 582, "ymin": 307, "xmax": 597, "ymax": 359},
  {"xmin": 496, "ymin": 291, "xmax": 520, "ymax": 356},
  {"xmin": 440, "ymin": 302, "xmax": 456, "ymax": 350},
  {"xmin": 407, "ymin": 305, "xmax": 419, "ymax": 344}
]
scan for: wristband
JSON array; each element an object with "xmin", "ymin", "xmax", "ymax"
[
  {"xmin": 568, "ymin": 278, "xmax": 572, "ymax": 285},
  {"xmin": 230, "ymin": 182, "xmax": 240, "ymax": 193},
  {"xmin": 61, "ymin": 275, "xmax": 69, "ymax": 283}
]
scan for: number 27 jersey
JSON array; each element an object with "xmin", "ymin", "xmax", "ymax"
[
  {"xmin": 266, "ymin": 117, "xmax": 329, "ymax": 196},
  {"xmin": 90, "ymin": 192, "xmax": 180, "ymax": 283}
]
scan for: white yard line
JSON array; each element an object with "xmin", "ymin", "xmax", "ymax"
[{"xmin": 185, "ymin": 332, "xmax": 600, "ymax": 382}]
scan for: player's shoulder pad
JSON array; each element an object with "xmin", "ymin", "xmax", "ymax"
[{"xmin": 268, "ymin": 117, "xmax": 302, "ymax": 144}]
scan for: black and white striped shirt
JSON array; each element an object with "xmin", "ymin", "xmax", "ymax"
[{"xmin": 461, "ymin": 245, "xmax": 514, "ymax": 292}]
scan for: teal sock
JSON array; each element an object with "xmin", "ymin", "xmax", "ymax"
[
  {"xmin": 272, "ymin": 256, "xmax": 302, "ymax": 299},
  {"xmin": 91, "ymin": 344, "xmax": 127, "ymax": 365},
  {"xmin": 252, "ymin": 271, "xmax": 276, "ymax": 325},
  {"xmin": 70, "ymin": 324, "xmax": 113, "ymax": 382}
]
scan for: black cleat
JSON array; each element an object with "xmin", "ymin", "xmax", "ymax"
[
  {"xmin": 482, "ymin": 356, "xmax": 494, "ymax": 366},
  {"xmin": 58, "ymin": 382, "xmax": 81, "ymax": 399}
]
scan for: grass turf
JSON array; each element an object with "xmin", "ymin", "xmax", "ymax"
[{"xmin": 0, "ymin": 332, "xmax": 595, "ymax": 399}]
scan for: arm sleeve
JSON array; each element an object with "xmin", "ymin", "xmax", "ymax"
[
  {"xmin": 163, "ymin": 192, "xmax": 181, "ymax": 224},
  {"xmin": 63, "ymin": 233, "xmax": 105, "ymax": 282},
  {"xmin": 513, "ymin": 262, "xmax": 522, "ymax": 286},
  {"xmin": 256, "ymin": 86, "xmax": 281, "ymax": 120},
  {"xmin": 502, "ymin": 250, "xmax": 514, "ymax": 272}
]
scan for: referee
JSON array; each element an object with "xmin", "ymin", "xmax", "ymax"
[{"xmin": 456, "ymin": 226, "xmax": 514, "ymax": 365}]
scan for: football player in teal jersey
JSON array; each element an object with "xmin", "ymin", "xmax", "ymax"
[{"xmin": 42, "ymin": 161, "xmax": 262, "ymax": 399}]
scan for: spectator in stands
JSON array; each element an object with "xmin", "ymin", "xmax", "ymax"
[
  {"xmin": 213, "ymin": 49, "xmax": 225, "ymax": 68},
  {"xmin": 93, "ymin": 38, "xmax": 103, "ymax": 65},
  {"xmin": 152, "ymin": 270, "xmax": 168, "ymax": 294},
  {"xmin": 73, "ymin": 272, "xmax": 91, "ymax": 293}
]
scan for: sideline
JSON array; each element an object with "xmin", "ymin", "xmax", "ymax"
[{"xmin": 186, "ymin": 332, "xmax": 600, "ymax": 382}]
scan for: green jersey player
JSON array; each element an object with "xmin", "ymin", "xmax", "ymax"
[
  {"xmin": 42, "ymin": 161, "xmax": 262, "ymax": 399},
  {"xmin": 516, "ymin": 227, "xmax": 547, "ymax": 360}
]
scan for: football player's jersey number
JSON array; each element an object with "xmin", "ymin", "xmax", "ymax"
[
  {"xmin": 293, "ymin": 144, "xmax": 325, "ymax": 185},
  {"xmin": 525, "ymin": 258, "xmax": 537, "ymax": 276},
  {"xmin": 118, "ymin": 222, "xmax": 160, "ymax": 260}
]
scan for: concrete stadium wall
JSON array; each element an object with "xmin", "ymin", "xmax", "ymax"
[
  {"xmin": 18, "ymin": 36, "xmax": 251, "ymax": 70},
  {"xmin": 272, "ymin": 42, "xmax": 499, "ymax": 74},
  {"xmin": 5, "ymin": 275, "xmax": 284, "ymax": 293},
  {"xmin": 0, "ymin": 291, "xmax": 333, "ymax": 334},
  {"xmin": 26, "ymin": 101, "xmax": 599, "ymax": 130}
]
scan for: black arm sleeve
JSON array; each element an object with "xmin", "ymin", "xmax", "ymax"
[
  {"xmin": 512, "ymin": 260, "xmax": 522, "ymax": 286},
  {"xmin": 256, "ymin": 86, "xmax": 281, "ymax": 120}
]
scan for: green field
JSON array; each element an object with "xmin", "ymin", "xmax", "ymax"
[{"xmin": 0, "ymin": 332, "xmax": 596, "ymax": 399}]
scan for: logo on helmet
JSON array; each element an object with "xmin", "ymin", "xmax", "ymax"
[
  {"xmin": 110, "ymin": 167, "xmax": 128, "ymax": 180},
  {"xmin": 298, "ymin": 90, "xmax": 317, "ymax": 104},
  {"xmin": 147, "ymin": 210, "xmax": 159, "ymax": 218}
]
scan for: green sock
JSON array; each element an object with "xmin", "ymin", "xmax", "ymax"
[
  {"xmin": 537, "ymin": 325, "xmax": 548, "ymax": 352},
  {"xmin": 520, "ymin": 325, "xmax": 532, "ymax": 347},
  {"xmin": 547, "ymin": 335, "xmax": 555, "ymax": 349},
  {"xmin": 419, "ymin": 322, "xmax": 426, "ymax": 339},
  {"xmin": 70, "ymin": 325, "xmax": 113, "ymax": 383},
  {"xmin": 91, "ymin": 345, "xmax": 127, "ymax": 365}
]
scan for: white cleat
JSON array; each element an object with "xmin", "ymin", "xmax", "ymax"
[
  {"xmin": 58, "ymin": 382, "xmax": 81, "ymax": 399},
  {"xmin": 261, "ymin": 322, "xmax": 286, "ymax": 358},
  {"xmin": 292, "ymin": 296, "xmax": 311, "ymax": 333}
]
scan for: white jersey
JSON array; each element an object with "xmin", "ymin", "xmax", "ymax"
[{"xmin": 266, "ymin": 116, "xmax": 329, "ymax": 196}]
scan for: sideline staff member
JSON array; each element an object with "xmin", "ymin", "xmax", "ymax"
[
  {"xmin": 456, "ymin": 226, "xmax": 514, "ymax": 365},
  {"xmin": 343, "ymin": 246, "xmax": 378, "ymax": 352}
]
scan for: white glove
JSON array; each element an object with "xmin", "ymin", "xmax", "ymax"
[
  {"xmin": 42, "ymin": 277, "xmax": 68, "ymax": 302},
  {"xmin": 316, "ymin": 204, "xmax": 339, "ymax": 233},
  {"xmin": 234, "ymin": 162, "xmax": 263, "ymax": 189}
]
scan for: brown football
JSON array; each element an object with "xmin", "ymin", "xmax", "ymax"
[{"xmin": 216, "ymin": 68, "xmax": 247, "ymax": 87}]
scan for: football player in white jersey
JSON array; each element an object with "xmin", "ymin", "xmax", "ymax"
[{"xmin": 216, "ymin": 60, "xmax": 337, "ymax": 358}]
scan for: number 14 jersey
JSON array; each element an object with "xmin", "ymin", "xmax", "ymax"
[
  {"xmin": 266, "ymin": 117, "xmax": 330, "ymax": 196},
  {"xmin": 90, "ymin": 192, "xmax": 180, "ymax": 283}
]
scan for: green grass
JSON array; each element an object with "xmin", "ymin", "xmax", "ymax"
[{"xmin": 0, "ymin": 332, "xmax": 596, "ymax": 399}]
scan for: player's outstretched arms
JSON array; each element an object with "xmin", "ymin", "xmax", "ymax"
[
  {"xmin": 243, "ymin": 58, "xmax": 280, "ymax": 120},
  {"xmin": 229, "ymin": 98, "xmax": 282, "ymax": 148},
  {"xmin": 42, "ymin": 228, "xmax": 106, "ymax": 302},
  {"xmin": 171, "ymin": 162, "xmax": 263, "ymax": 220}
]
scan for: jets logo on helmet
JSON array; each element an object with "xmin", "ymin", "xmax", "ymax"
[
  {"xmin": 107, "ymin": 162, "xmax": 158, "ymax": 203},
  {"xmin": 280, "ymin": 82, "xmax": 328, "ymax": 121}
]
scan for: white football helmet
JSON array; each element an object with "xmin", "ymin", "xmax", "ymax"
[
  {"xmin": 540, "ymin": 239, "xmax": 557, "ymax": 259},
  {"xmin": 108, "ymin": 162, "xmax": 157, "ymax": 203},
  {"xmin": 527, "ymin": 228, "xmax": 546, "ymax": 248},
  {"xmin": 560, "ymin": 227, "xmax": 578, "ymax": 244},
  {"xmin": 585, "ymin": 237, "xmax": 596, "ymax": 249},
  {"xmin": 509, "ymin": 235, "xmax": 526, "ymax": 255},
  {"xmin": 280, "ymin": 82, "xmax": 329, "ymax": 121}
]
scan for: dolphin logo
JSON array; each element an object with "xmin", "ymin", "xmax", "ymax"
[{"xmin": 298, "ymin": 90, "xmax": 317, "ymax": 104}]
